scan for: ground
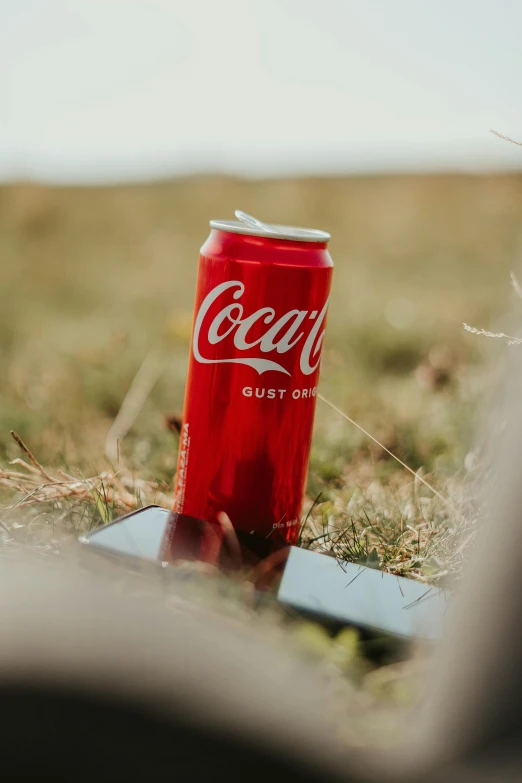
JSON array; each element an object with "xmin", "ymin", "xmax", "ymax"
[
  {"xmin": 0, "ymin": 174, "xmax": 517, "ymax": 555},
  {"xmin": 0, "ymin": 173, "xmax": 519, "ymax": 733}
]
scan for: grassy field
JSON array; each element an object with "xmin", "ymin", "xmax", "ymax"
[
  {"xmin": 1, "ymin": 172, "xmax": 520, "ymax": 738},
  {"xmin": 0, "ymin": 173, "xmax": 520, "ymax": 576}
]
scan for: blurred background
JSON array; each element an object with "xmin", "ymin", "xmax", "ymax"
[{"xmin": 1, "ymin": 0, "xmax": 521, "ymax": 496}]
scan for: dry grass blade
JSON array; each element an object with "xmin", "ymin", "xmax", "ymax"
[
  {"xmin": 215, "ymin": 511, "xmax": 243, "ymax": 571},
  {"xmin": 105, "ymin": 348, "xmax": 164, "ymax": 463},
  {"xmin": 490, "ymin": 128, "xmax": 522, "ymax": 148},
  {"xmin": 317, "ymin": 393, "xmax": 467, "ymax": 525},
  {"xmin": 10, "ymin": 431, "xmax": 53, "ymax": 481},
  {"xmin": 9, "ymin": 458, "xmax": 44, "ymax": 477},
  {"xmin": 251, "ymin": 547, "xmax": 290, "ymax": 589},
  {"xmin": 0, "ymin": 455, "xmax": 171, "ymax": 532},
  {"xmin": 511, "ymin": 271, "xmax": 522, "ymax": 300},
  {"xmin": 462, "ymin": 323, "xmax": 522, "ymax": 346}
]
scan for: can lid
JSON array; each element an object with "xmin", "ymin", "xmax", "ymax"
[{"xmin": 210, "ymin": 210, "xmax": 330, "ymax": 243}]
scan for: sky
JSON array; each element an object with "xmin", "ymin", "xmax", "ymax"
[{"xmin": 1, "ymin": 0, "xmax": 522, "ymax": 182}]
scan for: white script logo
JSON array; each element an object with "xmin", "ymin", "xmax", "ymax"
[{"xmin": 193, "ymin": 280, "xmax": 328, "ymax": 376}]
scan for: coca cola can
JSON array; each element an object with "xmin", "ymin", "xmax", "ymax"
[{"xmin": 172, "ymin": 211, "xmax": 333, "ymax": 556}]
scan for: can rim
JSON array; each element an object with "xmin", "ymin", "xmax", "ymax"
[{"xmin": 209, "ymin": 219, "xmax": 331, "ymax": 243}]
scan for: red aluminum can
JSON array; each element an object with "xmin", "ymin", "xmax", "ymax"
[{"xmin": 172, "ymin": 211, "xmax": 333, "ymax": 556}]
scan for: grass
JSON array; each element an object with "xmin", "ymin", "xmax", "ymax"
[
  {"xmin": 0, "ymin": 172, "xmax": 518, "ymax": 730},
  {"xmin": 0, "ymin": 172, "xmax": 517, "ymax": 573}
]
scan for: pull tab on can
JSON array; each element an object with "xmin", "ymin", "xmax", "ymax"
[
  {"xmin": 234, "ymin": 210, "xmax": 272, "ymax": 233},
  {"xmin": 210, "ymin": 211, "xmax": 331, "ymax": 243}
]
